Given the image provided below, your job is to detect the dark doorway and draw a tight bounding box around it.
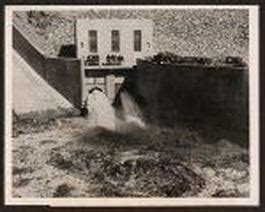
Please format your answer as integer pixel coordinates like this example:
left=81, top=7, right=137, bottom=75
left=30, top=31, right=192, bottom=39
left=58, top=44, right=76, bottom=58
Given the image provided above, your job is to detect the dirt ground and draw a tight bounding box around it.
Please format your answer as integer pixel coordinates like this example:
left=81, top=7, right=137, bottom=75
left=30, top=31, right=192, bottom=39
left=12, top=114, right=249, bottom=198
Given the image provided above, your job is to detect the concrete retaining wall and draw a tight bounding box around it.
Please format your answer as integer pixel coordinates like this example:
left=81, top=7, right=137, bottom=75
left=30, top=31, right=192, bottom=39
left=13, top=26, right=46, bottom=78
left=45, top=58, right=81, bottom=108
left=13, top=25, right=81, bottom=108
left=116, top=61, right=248, bottom=131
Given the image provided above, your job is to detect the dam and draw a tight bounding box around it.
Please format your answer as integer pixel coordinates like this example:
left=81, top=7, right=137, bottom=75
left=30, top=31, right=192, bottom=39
left=12, top=17, right=248, bottom=132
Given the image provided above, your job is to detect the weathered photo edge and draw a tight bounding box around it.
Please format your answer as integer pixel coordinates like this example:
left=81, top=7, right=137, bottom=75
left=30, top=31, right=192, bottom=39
left=4, top=4, right=260, bottom=207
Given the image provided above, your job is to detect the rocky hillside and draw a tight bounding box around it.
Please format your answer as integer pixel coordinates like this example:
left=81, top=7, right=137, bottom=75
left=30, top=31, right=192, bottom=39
left=13, top=9, right=249, bottom=62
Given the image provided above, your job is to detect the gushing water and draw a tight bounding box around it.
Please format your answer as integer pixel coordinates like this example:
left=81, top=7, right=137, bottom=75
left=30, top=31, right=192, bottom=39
left=86, top=89, right=145, bottom=131
left=86, top=89, right=116, bottom=131
left=119, top=91, right=146, bottom=129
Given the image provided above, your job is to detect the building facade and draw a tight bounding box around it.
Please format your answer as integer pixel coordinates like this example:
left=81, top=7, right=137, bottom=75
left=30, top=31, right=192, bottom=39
left=75, top=19, right=154, bottom=107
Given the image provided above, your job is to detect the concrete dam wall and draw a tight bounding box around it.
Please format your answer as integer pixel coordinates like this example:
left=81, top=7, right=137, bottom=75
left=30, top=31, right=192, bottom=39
left=13, top=25, right=81, bottom=108
left=115, top=61, right=248, bottom=132
left=13, top=24, right=249, bottom=133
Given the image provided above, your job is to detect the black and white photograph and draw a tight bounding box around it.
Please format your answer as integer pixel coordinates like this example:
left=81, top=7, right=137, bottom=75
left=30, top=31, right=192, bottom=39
left=4, top=5, right=259, bottom=206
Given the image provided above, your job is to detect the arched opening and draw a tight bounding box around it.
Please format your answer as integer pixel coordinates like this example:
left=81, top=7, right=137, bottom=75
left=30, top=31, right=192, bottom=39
left=81, top=86, right=105, bottom=117
left=88, top=87, right=104, bottom=94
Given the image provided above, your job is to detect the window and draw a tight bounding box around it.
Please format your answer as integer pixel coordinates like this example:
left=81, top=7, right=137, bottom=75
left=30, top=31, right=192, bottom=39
left=89, top=30, right=97, bottom=53
left=111, top=30, right=120, bottom=52
left=134, top=30, right=142, bottom=51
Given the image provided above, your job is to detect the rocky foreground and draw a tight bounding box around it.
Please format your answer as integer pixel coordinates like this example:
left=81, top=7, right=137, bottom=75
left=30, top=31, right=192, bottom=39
left=12, top=114, right=249, bottom=198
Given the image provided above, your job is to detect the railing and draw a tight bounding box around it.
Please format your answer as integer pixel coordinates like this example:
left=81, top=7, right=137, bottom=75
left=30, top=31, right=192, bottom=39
left=84, top=55, right=100, bottom=66
left=103, top=54, right=124, bottom=66
left=83, top=54, right=125, bottom=66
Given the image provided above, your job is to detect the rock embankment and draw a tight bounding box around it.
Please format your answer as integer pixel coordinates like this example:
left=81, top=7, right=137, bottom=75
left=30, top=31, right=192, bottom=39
left=13, top=11, right=75, bottom=57
left=13, top=9, right=248, bottom=62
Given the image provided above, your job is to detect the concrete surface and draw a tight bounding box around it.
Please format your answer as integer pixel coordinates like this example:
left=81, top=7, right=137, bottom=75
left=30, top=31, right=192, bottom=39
left=13, top=50, right=73, bottom=114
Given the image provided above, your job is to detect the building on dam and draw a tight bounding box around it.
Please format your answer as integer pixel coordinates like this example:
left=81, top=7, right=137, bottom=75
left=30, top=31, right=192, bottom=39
left=75, top=19, right=154, bottom=108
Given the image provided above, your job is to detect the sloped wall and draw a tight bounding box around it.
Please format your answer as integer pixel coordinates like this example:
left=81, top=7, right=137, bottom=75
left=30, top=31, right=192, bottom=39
left=13, top=26, right=46, bottom=78
left=13, top=25, right=81, bottom=108
left=13, top=50, right=73, bottom=114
